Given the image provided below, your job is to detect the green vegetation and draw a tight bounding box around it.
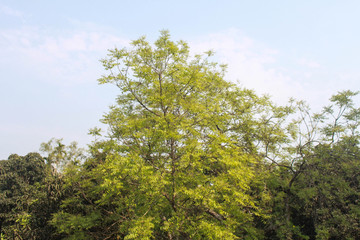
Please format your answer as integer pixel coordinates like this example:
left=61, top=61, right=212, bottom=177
left=1, top=32, right=359, bottom=239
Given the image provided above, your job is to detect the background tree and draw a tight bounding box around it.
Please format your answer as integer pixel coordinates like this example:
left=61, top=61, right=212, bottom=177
left=0, top=139, right=84, bottom=240
left=0, top=153, right=58, bottom=239
left=264, top=90, right=360, bottom=239
left=40, top=138, right=85, bottom=173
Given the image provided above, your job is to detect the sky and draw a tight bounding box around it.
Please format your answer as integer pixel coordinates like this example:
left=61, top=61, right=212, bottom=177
left=1, top=0, right=360, bottom=159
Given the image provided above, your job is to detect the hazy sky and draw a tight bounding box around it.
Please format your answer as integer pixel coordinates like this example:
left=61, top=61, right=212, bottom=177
left=1, top=0, right=360, bottom=158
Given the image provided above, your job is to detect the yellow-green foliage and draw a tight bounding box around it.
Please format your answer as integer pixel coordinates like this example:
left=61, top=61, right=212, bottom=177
left=50, top=31, right=331, bottom=239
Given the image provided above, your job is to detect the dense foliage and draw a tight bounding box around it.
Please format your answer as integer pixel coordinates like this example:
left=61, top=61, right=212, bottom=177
left=1, top=32, right=359, bottom=239
left=0, top=153, right=63, bottom=239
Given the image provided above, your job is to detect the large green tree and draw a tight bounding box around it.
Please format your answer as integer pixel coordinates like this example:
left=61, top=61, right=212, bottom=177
left=51, top=31, right=292, bottom=239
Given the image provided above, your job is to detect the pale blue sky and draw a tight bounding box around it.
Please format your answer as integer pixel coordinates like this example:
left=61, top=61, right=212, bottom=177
left=1, top=0, right=360, bottom=158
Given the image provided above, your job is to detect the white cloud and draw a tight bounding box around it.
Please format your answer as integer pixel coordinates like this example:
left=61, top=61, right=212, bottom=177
left=0, top=26, right=129, bottom=86
left=0, top=4, right=24, bottom=18
left=189, top=29, right=305, bottom=104
left=298, top=58, right=321, bottom=68
left=187, top=29, right=354, bottom=111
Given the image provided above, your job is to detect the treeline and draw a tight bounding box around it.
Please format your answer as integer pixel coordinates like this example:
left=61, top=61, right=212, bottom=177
left=1, top=32, right=359, bottom=239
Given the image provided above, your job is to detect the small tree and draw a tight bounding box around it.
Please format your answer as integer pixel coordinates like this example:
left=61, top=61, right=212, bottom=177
left=40, top=138, right=85, bottom=174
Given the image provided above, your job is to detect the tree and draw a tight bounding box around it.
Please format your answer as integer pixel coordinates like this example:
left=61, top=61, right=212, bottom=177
left=51, top=31, right=292, bottom=239
left=264, top=90, right=360, bottom=239
left=40, top=138, right=85, bottom=174
left=0, top=138, right=85, bottom=239
left=295, top=138, right=360, bottom=239
left=0, top=153, right=59, bottom=239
